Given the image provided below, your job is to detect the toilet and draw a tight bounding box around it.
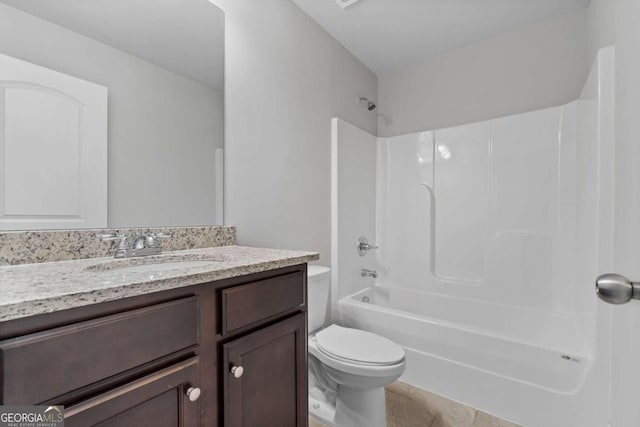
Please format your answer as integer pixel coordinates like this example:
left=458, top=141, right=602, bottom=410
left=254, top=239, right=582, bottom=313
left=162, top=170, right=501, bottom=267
left=307, top=266, right=405, bottom=427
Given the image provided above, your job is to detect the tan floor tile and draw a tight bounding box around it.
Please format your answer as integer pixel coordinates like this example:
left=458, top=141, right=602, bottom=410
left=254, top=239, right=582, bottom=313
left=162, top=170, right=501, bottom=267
left=428, top=413, right=477, bottom=427
left=386, top=382, right=476, bottom=427
left=386, top=383, right=436, bottom=427
left=309, top=416, right=331, bottom=427
left=312, top=381, right=517, bottom=427
left=472, top=411, right=521, bottom=427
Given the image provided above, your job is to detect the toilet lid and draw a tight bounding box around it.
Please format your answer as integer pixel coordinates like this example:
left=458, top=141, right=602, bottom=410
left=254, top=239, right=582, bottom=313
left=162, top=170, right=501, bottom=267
left=315, top=325, right=405, bottom=366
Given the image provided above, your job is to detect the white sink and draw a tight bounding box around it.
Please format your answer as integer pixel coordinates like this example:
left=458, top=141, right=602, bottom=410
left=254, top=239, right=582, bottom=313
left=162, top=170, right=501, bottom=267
left=110, top=260, right=218, bottom=274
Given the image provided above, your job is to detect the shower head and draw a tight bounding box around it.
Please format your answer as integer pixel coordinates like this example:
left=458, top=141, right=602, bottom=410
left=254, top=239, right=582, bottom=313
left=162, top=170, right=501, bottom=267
left=359, top=97, right=377, bottom=111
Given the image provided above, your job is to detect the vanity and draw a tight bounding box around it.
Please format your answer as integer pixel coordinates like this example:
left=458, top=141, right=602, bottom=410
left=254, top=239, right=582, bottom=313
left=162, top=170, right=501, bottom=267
left=0, top=1, right=318, bottom=425
left=0, top=239, right=318, bottom=427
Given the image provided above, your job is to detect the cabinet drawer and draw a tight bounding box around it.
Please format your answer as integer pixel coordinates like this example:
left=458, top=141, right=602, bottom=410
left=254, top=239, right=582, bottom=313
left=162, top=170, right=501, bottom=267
left=221, top=271, right=305, bottom=335
left=0, top=297, right=199, bottom=404
left=65, top=357, right=200, bottom=427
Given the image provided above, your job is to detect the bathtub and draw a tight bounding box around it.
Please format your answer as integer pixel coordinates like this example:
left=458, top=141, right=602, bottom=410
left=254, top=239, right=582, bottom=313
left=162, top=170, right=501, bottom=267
left=338, top=285, right=603, bottom=427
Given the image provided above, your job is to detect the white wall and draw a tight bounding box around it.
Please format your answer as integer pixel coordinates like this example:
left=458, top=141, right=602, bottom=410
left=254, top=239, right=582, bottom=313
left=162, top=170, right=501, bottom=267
left=0, top=3, right=223, bottom=228
left=330, top=118, right=377, bottom=317
left=378, top=10, right=589, bottom=137
left=211, top=0, right=378, bottom=262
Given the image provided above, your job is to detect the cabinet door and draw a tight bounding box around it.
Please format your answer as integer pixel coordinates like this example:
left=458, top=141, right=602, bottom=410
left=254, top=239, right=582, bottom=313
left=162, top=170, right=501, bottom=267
left=64, top=357, right=200, bottom=427
left=223, top=314, right=307, bottom=427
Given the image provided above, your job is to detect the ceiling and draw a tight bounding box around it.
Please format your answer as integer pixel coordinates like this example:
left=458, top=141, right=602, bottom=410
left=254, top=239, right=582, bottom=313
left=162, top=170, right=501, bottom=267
left=0, top=0, right=224, bottom=90
left=292, top=0, right=590, bottom=76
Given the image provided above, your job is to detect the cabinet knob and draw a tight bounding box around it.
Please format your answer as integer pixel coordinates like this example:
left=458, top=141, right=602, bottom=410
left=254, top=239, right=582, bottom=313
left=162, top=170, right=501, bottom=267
left=186, top=386, right=201, bottom=402
left=230, top=365, right=244, bottom=378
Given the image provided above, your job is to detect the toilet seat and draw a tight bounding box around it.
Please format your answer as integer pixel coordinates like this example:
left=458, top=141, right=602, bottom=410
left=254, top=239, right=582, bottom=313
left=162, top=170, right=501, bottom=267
left=315, top=325, right=405, bottom=366
left=309, top=325, right=406, bottom=378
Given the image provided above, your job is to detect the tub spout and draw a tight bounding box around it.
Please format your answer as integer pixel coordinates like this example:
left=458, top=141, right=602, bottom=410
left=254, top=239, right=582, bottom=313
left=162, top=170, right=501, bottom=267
left=361, top=269, right=378, bottom=279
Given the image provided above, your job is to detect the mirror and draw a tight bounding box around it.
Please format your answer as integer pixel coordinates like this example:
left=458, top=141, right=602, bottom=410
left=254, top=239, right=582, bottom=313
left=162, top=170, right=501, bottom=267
left=0, top=0, right=224, bottom=230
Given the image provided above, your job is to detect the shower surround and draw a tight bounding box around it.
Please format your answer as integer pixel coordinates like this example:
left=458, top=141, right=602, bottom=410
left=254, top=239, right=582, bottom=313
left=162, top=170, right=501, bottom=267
left=332, top=46, right=614, bottom=426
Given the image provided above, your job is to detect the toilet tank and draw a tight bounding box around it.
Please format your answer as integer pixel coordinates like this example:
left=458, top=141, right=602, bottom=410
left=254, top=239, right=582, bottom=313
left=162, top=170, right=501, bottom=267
left=307, top=265, right=331, bottom=333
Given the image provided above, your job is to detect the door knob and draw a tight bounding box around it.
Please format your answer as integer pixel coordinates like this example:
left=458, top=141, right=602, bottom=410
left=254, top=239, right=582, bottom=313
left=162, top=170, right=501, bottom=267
left=596, top=273, right=640, bottom=304
left=186, top=386, right=201, bottom=402
left=230, top=365, right=244, bottom=378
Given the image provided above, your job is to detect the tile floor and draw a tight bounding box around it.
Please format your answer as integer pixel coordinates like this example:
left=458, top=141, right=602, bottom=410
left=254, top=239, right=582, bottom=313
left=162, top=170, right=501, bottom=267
left=386, top=382, right=520, bottom=427
left=309, top=381, right=521, bottom=427
left=309, top=416, right=330, bottom=427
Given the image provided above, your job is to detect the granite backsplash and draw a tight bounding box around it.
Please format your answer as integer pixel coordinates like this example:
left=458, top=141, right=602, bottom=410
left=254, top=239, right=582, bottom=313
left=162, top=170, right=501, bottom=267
left=0, top=226, right=236, bottom=266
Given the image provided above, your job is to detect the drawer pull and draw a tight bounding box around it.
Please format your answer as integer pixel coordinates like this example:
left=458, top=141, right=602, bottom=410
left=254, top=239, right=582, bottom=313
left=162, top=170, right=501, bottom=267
left=185, top=386, right=201, bottom=402
left=230, top=365, right=244, bottom=378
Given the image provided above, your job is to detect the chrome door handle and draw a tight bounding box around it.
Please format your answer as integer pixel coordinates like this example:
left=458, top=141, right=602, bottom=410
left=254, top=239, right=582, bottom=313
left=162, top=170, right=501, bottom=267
left=596, top=274, right=640, bottom=304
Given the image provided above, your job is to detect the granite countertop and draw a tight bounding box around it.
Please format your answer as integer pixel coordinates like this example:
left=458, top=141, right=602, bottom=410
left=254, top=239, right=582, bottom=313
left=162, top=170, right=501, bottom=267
left=0, top=245, right=319, bottom=322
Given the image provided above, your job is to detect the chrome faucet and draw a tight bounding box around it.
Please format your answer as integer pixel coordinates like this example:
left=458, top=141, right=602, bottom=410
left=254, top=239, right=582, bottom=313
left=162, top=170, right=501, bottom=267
left=101, top=232, right=172, bottom=258
left=133, top=232, right=171, bottom=251
left=361, top=269, right=378, bottom=279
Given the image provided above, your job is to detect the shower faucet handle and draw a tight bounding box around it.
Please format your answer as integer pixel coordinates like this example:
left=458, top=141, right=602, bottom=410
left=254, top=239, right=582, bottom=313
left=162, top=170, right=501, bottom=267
left=596, top=273, right=640, bottom=305
left=357, top=236, right=378, bottom=257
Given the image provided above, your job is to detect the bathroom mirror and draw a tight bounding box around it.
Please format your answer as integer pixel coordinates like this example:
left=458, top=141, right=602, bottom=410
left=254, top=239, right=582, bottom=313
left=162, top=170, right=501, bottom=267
left=0, top=0, right=224, bottom=230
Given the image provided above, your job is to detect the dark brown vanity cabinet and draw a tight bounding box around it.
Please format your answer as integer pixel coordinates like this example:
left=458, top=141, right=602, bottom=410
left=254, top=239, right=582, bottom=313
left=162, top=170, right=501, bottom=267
left=223, top=314, right=307, bottom=427
left=0, top=264, right=308, bottom=427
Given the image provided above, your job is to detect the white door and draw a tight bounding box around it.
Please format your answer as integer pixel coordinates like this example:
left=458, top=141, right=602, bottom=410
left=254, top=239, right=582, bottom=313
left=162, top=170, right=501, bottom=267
left=604, top=2, right=640, bottom=426
left=0, top=53, right=108, bottom=230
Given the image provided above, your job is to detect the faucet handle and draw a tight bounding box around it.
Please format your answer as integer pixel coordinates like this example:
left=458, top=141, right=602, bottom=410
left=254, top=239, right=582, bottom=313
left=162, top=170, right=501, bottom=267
left=101, top=233, right=127, bottom=242
left=100, top=233, right=129, bottom=256
left=101, top=234, right=128, bottom=247
left=357, top=236, right=378, bottom=257
left=100, top=233, right=121, bottom=241
left=143, top=232, right=172, bottom=249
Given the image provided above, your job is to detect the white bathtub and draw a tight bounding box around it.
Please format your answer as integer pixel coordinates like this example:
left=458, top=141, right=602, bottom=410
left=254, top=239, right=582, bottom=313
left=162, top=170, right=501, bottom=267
left=338, top=286, right=603, bottom=427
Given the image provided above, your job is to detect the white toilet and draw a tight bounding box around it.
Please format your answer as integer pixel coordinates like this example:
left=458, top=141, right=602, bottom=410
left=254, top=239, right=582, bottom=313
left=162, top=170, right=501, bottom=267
left=307, top=266, right=405, bottom=427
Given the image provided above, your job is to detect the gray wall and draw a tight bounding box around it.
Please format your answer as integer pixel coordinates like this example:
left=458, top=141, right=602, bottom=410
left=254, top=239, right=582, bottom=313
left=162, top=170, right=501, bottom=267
left=378, top=10, right=589, bottom=137
left=213, top=0, right=378, bottom=263
left=0, top=3, right=223, bottom=228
